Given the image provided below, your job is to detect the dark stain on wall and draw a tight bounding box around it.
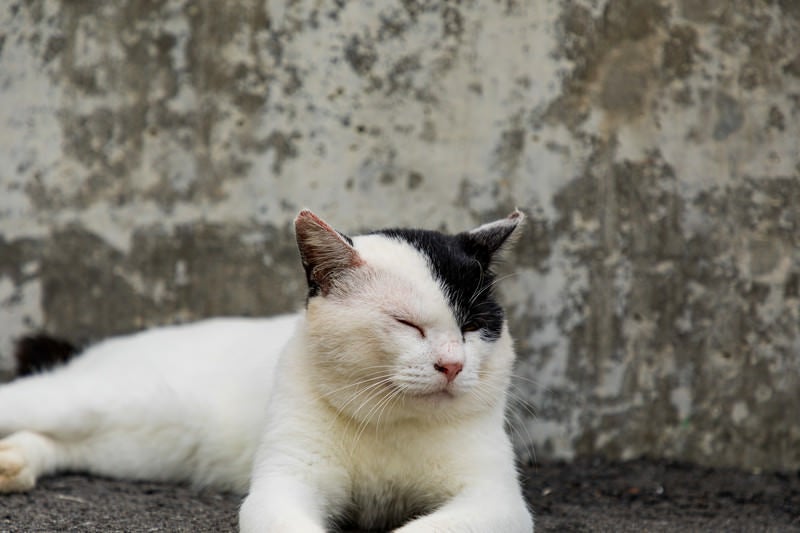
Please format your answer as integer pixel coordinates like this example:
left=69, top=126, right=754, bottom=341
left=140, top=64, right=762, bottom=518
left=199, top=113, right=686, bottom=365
left=493, top=126, right=526, bottom=176
left=3, top=222, right=305, bottom=346
left=17, top=0, right=294, bottom=209
left=345, top=34, right=378, bottom=76
left=547, top=0, right=670, bottom=129
left=553, top=145, right=800, bottom=468
left=662, top=24, right=699, bottom=82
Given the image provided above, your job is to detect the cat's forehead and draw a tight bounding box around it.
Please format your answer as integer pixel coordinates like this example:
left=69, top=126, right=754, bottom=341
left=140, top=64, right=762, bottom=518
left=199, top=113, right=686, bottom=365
left=355, top=228, right=478, bottom=276
left=351, top=229, right=486, bottom=316
left=370, top=228, right=481, bottom=282
left=351, top=232, right=442, bottom=286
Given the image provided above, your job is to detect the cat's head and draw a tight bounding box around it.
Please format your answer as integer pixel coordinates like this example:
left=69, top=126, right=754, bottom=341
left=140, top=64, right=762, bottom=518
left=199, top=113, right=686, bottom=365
left=295, top=209, right=523, bottom=424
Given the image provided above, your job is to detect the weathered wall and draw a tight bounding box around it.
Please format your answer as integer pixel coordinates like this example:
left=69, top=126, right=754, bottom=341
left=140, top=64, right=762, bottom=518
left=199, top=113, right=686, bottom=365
left=1, top=0, right=798, bottom=471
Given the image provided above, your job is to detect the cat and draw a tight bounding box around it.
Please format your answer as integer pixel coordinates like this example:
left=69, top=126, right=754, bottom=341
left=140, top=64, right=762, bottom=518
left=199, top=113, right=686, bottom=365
left=0, top=209, right=534, bottom=532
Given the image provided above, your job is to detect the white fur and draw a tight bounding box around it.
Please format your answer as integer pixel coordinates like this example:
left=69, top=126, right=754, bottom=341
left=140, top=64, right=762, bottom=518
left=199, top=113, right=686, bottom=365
left=1, top=316, right=296, bottom=492
left=0, top=230, right=533, bottom=532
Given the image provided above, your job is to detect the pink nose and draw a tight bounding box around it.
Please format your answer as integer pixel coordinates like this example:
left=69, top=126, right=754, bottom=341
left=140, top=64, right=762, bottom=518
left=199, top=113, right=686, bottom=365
left=434, top=361, right=463, bottom=383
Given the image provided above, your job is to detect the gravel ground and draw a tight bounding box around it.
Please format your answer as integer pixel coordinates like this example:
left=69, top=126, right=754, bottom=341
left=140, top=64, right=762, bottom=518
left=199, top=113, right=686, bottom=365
left=2, top=457, right=799, bottom=532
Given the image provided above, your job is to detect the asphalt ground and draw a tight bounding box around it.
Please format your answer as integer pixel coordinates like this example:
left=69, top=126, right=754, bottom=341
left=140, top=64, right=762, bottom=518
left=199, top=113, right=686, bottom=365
left=3, top=457, right=798, bottom=532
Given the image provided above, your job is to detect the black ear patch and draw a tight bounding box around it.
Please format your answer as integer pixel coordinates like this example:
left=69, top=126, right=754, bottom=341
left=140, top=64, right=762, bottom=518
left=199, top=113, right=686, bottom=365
left=14, top=334, right=79, bottom=377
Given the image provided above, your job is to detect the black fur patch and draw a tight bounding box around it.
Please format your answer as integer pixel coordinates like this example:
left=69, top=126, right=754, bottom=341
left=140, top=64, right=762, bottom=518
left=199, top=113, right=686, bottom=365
left=375, top=229, right=505, bottom=341
left=14, top=334, right=79, bottom=377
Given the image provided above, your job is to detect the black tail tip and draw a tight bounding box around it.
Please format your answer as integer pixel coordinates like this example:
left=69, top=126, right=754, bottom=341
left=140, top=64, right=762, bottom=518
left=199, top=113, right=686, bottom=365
left=13, top=334, right=79, bottom=377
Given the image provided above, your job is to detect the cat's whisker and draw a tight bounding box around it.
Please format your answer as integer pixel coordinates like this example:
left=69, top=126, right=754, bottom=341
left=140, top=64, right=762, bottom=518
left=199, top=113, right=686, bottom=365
left=319, top=366, right=398, bottom=400
left=348, top=379, right=399, bottom=434
left=485, top=383, right=540, bottom=463
left=319, top=370, right=397, bottom=399
left=466, top=260, right=487, bottom=309
left=474, top=377, right=540, bottom=421
left=467, top=272, right=518, bottom=307
left=505, top=411, right=538, bottom=465
left=508, top=389, right=539, bottom=420
left=339, top=391, right=387, bottom=455
left=475, top=370, right=547, bottom=419
left=330, top=383, right=393, bottom=426
left=323, top=376, right=397, bottom=441
left=348, top=388, right=395, bottom=458
left=370, top=385, right=406, bottom=436
left=469, top=381, right=538, bottom=464
left=381, top=387, right=407, bottom=430
left=509, top=372, right=554, bottom=395
left=321, top=375, right=393, bottom=420
left=467, top=384, right=497, bottom=410
left=510, top=406, right=539, bottom=465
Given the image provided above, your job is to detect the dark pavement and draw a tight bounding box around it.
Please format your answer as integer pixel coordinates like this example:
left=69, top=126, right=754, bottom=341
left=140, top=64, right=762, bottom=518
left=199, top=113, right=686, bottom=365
left=3, top=458, right=799, bottom=532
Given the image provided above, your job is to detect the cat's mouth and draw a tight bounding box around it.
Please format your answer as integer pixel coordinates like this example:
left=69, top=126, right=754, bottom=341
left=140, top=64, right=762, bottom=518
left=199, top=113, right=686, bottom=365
left=408, top=385, right=457, bottom=400
left=388, top=375, right=460, bottom=400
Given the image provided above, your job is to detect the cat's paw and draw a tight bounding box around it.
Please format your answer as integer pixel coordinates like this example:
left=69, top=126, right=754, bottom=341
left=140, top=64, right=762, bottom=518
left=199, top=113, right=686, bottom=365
left=0, top=441, right=36, bottom=493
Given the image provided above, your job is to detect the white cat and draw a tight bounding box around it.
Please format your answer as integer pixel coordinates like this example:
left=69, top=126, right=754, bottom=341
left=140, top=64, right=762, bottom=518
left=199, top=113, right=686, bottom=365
left=0, top=209, right=534, bottom=532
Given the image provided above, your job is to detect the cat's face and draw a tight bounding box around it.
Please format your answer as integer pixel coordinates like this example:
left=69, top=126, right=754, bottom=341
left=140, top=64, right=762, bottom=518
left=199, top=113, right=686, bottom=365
left=296, top=210, right=523, bottom=425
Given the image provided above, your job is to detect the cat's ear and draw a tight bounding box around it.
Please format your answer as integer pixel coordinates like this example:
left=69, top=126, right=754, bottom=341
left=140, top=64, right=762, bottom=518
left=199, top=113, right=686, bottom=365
left=465, top=209, right=525, bottom=265
left=295, top=209, right=363, bottom=296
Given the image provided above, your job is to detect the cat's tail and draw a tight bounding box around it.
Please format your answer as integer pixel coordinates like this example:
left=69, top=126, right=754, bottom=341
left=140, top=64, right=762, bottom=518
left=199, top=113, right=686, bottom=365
left=13, top=334, right=80, bottom=377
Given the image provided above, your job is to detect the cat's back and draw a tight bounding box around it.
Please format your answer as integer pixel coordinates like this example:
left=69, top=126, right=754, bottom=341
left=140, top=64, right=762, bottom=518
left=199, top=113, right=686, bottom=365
left=15, top=313, right=301, bottom=417
left=67, top=313, right=299, bottom=377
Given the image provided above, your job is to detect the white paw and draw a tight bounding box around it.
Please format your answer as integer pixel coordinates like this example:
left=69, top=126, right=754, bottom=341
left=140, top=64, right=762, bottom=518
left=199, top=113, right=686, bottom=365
left=0, top=441, right=35, bottom=492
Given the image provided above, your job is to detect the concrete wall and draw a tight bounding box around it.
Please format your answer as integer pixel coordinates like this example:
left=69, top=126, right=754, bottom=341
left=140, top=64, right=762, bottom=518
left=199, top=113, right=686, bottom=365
left=1, top=0, right=798, bottom=471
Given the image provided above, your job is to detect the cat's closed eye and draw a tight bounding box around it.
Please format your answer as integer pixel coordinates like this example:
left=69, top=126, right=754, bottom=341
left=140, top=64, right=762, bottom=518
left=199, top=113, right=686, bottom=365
left=394, top=317, right=425, bottom=338
left=461, top=321, right=481, bottom=334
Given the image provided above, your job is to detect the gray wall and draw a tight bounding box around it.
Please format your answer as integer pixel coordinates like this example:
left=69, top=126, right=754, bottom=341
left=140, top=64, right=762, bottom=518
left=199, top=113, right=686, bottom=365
left=1, top=1, right=798, bottom=471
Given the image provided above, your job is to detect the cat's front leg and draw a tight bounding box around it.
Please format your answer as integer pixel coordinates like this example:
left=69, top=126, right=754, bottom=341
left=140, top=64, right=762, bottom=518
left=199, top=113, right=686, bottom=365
left=239, top=476, right=329, bottom=533
left=393, top=483, right=533, bottom=533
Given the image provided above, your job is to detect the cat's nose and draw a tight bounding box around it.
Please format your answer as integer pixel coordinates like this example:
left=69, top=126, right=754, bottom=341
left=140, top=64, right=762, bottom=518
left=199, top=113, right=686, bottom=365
left=434, top=360, right=463, bottom=383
